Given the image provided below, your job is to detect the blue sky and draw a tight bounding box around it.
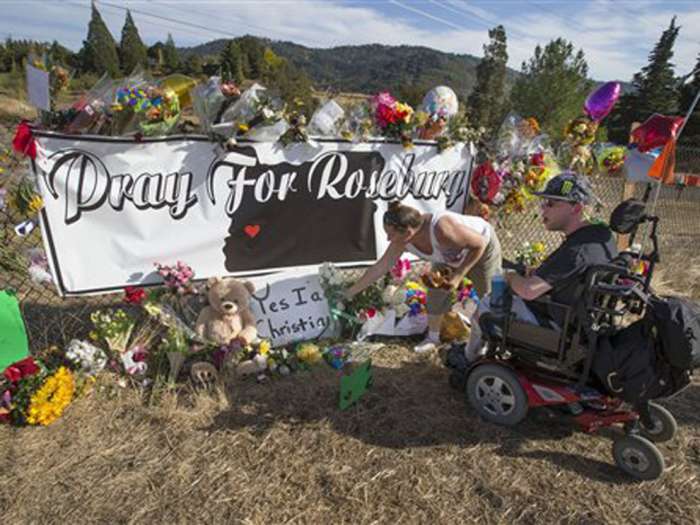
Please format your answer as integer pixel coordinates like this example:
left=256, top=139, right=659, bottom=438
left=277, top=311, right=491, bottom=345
left=1, top=0, right=699, bottom=81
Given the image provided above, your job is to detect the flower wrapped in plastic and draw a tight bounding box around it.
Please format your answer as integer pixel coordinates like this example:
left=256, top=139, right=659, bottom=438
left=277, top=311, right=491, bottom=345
left=339, top=101, right=373, bottom=142
left=308, top=99, right=345, bottom=137
left=65, top=339, right=107, bottom=375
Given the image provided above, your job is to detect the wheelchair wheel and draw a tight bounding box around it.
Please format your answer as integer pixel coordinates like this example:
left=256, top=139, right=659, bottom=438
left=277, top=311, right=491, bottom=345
left=613, top=435, right=665, bottom=480
left=635, top=402, right=678, bottom=443
left=466, top=364, right=528, bottom=426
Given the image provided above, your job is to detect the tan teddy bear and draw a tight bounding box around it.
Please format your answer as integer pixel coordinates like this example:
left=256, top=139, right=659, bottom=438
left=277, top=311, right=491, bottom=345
left=195, top=277, right=258, bottom=346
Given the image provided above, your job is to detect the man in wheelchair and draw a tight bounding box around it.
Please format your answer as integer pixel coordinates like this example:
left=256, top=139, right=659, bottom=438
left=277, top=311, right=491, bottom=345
left=463, top=171, right=618, bottom=364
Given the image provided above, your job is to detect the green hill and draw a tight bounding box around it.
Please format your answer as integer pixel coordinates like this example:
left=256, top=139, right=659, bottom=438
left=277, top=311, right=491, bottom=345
left=181, top=38, right=520, bottom=99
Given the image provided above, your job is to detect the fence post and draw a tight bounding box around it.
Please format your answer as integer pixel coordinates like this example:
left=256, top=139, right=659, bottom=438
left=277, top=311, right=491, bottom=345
left=616, top=122, right=640, bottom=251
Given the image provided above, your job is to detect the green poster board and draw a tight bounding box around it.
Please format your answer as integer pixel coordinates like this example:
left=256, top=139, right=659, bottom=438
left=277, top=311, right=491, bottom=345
left=339, top=359, right=373, bottom=410
left=0, top=290, right=29, bottom=372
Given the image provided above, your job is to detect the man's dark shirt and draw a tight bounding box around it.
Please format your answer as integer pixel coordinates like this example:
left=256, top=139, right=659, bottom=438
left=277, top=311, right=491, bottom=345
left=528, top=224, right=618, bottom=327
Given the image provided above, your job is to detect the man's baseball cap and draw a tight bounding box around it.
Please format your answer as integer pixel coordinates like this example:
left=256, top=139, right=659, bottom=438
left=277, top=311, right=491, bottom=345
left=533, top=171, right=593, bottom=204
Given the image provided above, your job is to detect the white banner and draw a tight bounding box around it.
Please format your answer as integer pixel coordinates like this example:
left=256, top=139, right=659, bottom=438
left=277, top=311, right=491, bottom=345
left=33, top=133, right=474, bottom=296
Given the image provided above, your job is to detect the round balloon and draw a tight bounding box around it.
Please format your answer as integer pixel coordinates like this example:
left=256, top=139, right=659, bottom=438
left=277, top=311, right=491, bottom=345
left=584, top=82, right=620, bottom=122
left=421, top=86, right=459, bottom=119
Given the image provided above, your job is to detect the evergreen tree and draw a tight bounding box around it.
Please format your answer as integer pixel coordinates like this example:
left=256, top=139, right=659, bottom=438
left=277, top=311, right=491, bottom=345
left=220, top=40, right=245, bottom=84
left=678, top=54, right=700, bottom=146
left=184, top=54, right=204, bottom=76
left=467, top=25, right=508, bottom=135
left=163, top=33, right=180, bottom=73
left=119, top=10, right=148, bottom=74
left=510, top=38, right=591, bottom=140
left=80, top=1, right=120, bottom=76
left=608, top=17, right=681, bottom=143
left=238, top=35, right=264, bottom=78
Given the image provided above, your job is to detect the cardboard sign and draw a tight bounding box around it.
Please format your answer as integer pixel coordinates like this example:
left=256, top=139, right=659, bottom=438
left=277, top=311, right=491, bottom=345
left=249, top=272, right=338, bottom=347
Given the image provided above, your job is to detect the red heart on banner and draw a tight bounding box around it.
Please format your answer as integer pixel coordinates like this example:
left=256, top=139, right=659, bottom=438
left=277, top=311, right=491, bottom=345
left=243, top=224, right=261, bottom=239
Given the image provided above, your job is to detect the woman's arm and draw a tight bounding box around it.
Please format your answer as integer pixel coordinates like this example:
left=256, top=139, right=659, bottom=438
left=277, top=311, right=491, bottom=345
left=345, top=241, right=405, bottom=298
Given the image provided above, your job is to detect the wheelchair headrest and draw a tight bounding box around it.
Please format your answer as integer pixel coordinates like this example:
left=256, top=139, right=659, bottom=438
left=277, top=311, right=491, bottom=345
left=610, top=199, right=647, bottom=234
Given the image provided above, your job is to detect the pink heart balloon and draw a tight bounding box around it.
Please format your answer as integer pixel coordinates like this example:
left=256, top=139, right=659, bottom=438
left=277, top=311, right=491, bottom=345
left=584, top=82, right=621, bottom=122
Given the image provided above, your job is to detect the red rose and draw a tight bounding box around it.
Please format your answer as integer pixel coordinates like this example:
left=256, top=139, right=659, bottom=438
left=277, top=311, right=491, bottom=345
left=530, top=152, right=545, bottom=167
left=124, top=286, right=146, bottom=305
left=3, top=356, right=39, bottom=383
left=12, top=121, right=37, bottom=159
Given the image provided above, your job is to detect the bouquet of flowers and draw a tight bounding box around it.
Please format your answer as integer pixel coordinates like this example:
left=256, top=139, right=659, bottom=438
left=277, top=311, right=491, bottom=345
left=111, top=82, right=181, bottom=137
left=370, top=91, right=416, bottom=148
left=1, top=357, right=75, bottom=426
left=515, top=241, right=547, bottom=267
left=597, top=145, right=626, bottom=175
left=65, top=339, right=107, bottom=375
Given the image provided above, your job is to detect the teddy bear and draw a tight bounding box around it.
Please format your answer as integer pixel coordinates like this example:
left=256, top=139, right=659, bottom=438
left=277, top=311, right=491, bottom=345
left=195, top=277, right=258, bottom=347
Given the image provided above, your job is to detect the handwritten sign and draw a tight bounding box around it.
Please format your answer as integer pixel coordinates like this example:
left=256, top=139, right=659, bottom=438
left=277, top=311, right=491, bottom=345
left=249, top=272, right=338, bottom=346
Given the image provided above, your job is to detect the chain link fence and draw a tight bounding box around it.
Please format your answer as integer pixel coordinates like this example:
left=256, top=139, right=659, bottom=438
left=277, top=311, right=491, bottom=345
left=2, top=145, right=699, bottom=351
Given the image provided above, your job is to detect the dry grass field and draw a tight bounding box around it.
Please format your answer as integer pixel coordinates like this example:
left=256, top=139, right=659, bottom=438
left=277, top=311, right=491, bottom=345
left=1, top=254, right=699, bottom=525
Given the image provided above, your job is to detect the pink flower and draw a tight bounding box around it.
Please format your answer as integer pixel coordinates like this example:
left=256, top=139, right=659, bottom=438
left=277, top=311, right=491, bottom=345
left=391, top=258, right=411, bottom=281
left=372, top=91, right=396, bottom=108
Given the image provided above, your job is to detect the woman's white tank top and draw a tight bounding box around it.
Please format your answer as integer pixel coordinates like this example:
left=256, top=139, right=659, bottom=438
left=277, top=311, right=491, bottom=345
left=405, top=210, right=491, bottom=267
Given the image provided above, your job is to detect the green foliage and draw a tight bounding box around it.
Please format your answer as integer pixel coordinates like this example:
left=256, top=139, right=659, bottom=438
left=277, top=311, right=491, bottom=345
left=183, top=54, right=204, bottom=76
left=510, top=38, right=592, bottom=140
left=80, top=2, right=120, bottom=76
left=119, top=10, right=148, bottom=75
left=163, top=33, right=180, bottom=74
left=467, top=25, right=509, bottom=137
left=608, top=17, right=681, bottom=143
left=220, top=40, right=244, bottom=84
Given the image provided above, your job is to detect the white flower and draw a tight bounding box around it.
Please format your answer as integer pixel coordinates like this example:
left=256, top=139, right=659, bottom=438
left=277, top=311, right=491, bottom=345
left=382, top=285, right=398, bottom=305
left=66, top=339, right=107, bottom=375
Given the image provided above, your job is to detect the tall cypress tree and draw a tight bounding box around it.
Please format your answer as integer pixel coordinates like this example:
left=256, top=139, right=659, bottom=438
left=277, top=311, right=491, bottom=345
left=163, top=33, right=180, bottom=73
left=608, top=17, right=681, bottom=143
left=80, top=1, right=120, bottom=76
left=467, top=25, right=508, bottom=135
left=119, top=10, right=147, bottom=74
left=510, top=38, right=591, bottom=140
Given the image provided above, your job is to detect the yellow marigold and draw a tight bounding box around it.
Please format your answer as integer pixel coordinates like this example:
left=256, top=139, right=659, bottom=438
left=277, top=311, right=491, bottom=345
left=26, top=367, right=75, bottom=426
left=28, top=194, right=44, bottom=214
left=259, top=340, right=270, bottom=356
left=296, top=343, right=322, bottom=365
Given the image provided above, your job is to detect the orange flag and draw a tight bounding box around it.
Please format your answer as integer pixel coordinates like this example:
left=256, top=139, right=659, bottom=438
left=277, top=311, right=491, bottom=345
left=648, top=139, right=676, bottom=184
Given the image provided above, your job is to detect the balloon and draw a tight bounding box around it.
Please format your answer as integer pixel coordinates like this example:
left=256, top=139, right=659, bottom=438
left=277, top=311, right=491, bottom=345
left=584, top=82, right=620, bottom=121
left=631, top=114, right=684, bottom=152
left=160, top=74, right=198, bottom=108
left=420, top=86, right=459, bottom=119
left=470, top=162, right=503, bottom=205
